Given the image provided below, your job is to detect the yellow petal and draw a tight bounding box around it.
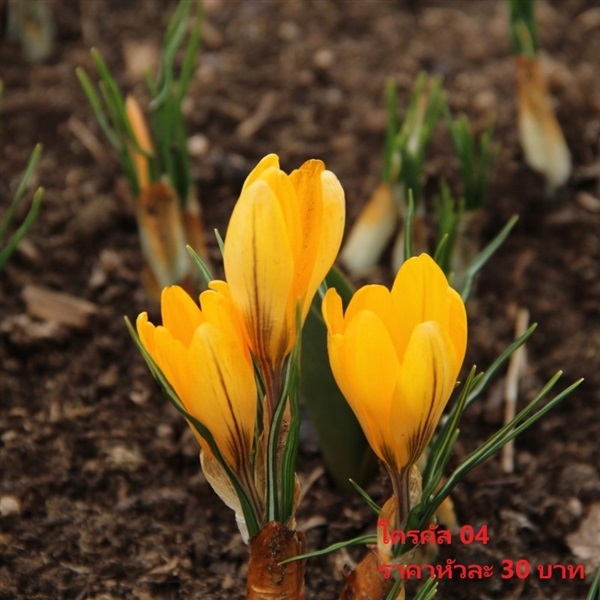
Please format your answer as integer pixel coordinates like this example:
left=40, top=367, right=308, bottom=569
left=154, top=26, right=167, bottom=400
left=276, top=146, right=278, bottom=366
left=136, top=312, right=156, bottom=355
left=137, top=315, right=191, bottom=408
left=447, top=286, right=468, bottom=368
left=153, top=325, right=191, bottom=404
left=200, top=280, right=248, bottom=359
left=391, top=321, right=457, bottom=469
left=344, top=284, right=404, bottom=360
left=160, top=285, right=204, bottom=347
left=188, top=322, right=257, bottom=469
left=390, top=254, right=452, bottom=360
left=327, top=331, right=384, bottom=461
left=336, top=310, right=400, bottom=463
left=256, top=166, right=302, bottom=262
left=241, top=153, right=280, bottom=193
left=321, top=287, right=345, bottom=336
left=224, top=179, right=295, bottom=368
left=288, top=159, right=326, bottom=307
left=303, top=169, right=346, bottom=319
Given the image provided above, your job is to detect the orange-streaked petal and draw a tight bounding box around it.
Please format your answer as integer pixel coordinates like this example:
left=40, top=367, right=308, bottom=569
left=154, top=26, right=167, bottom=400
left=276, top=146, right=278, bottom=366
left=200, top=280, right=248, bottom=359
left=391, top=321, right=457, bottom=469
left=224, top=179, right=295, bottom=367
left=289, top=160, right=326, bottom=302
left=188, top=322, right=257, bottom=469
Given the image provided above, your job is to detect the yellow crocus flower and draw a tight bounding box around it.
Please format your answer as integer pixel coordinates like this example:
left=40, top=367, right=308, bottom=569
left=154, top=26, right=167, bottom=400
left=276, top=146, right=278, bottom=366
left=136, top=283, right=257, bottom=472
left=223, top=154, right=345, bottom=401
left=322, top=253, right=467, bottom=474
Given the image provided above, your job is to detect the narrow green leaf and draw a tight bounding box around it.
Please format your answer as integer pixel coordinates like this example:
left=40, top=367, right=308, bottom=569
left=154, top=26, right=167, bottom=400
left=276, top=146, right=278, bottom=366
left=348, top=479, right=381, bottom=515
left=214, top=228, right=225, bottom=256
left=186, top=244, right=214, bottom=286
left=1, top=143, right=42, bottom=241
left=414, top=577, right=438, bottom=600
left=385, top=580, right=404, bottom=600
left=460, top=215, right=518, bottom=302
left=381, top=78, right=398, bottom=183
left=433, top=233, right=449, bottom=267
left=421, top=367, right=479, bottom=498
left=76, top=68, right=122, bottom=151
left=278, top=306, right=303, bottom=523
left=422, top=375, right=582, bottom=527
left=508, top=0, right=538, bottom=56
left=586, top=567, right=600, bottom=600
left=466, top=323, right=537, bottom=409
left=178, top=0, right=204, bottom=103
left=279, top=534, right=377, bottom=565
left=152, top=0, right=189, bottom=110
left=433, top=182, right=463, bottom=276
left=446, top=111, right=498, bottom=211
left=90, top=49, right=127, bottom=119
left=403, top=190, right=415, bottom=262
left=266, top=388, right=286, bottom=521
left=0, top=187, right=43, bottom=270
left=392, top=73, right=445, bottom=206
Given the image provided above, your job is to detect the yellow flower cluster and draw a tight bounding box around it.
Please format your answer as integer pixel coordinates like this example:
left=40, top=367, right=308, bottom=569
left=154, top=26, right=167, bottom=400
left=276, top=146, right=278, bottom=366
left=136, top=154, right=467, bottom=498
left=137, top=154, right=345, bottom=470
left=322, top=254, right=467, bottom=473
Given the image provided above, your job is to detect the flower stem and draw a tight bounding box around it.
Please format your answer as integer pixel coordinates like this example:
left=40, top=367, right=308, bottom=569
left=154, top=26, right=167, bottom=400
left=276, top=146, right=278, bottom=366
left=390, top=467, right=411, bottom=532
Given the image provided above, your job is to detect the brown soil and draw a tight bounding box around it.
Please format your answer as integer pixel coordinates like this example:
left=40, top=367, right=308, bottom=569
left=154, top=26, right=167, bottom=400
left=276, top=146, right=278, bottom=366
left=1, top=1, right=599, bottom=599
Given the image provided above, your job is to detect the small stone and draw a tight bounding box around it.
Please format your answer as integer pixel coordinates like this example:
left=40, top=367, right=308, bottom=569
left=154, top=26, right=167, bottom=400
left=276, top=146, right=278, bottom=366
left=313, top=48, right=335, bottom=70
left=106, top=444, right=144, bottom=469
left=129, top=387, right=149, bottom=405
left=187, top=134, right=210, bottom=158
left=0, top=495, right=22, bottom=517
left=156, top=423, right=173, bottom=439
left=221, top=573, right=235, bottom=590
left=1, top=430, right=18, bottom=444
left=567, top=497, right=583, bottom=519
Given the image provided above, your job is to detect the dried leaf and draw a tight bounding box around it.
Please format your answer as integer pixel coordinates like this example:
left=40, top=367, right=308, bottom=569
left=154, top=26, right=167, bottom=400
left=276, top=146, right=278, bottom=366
left=22, top=285, right=97, bottom=329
